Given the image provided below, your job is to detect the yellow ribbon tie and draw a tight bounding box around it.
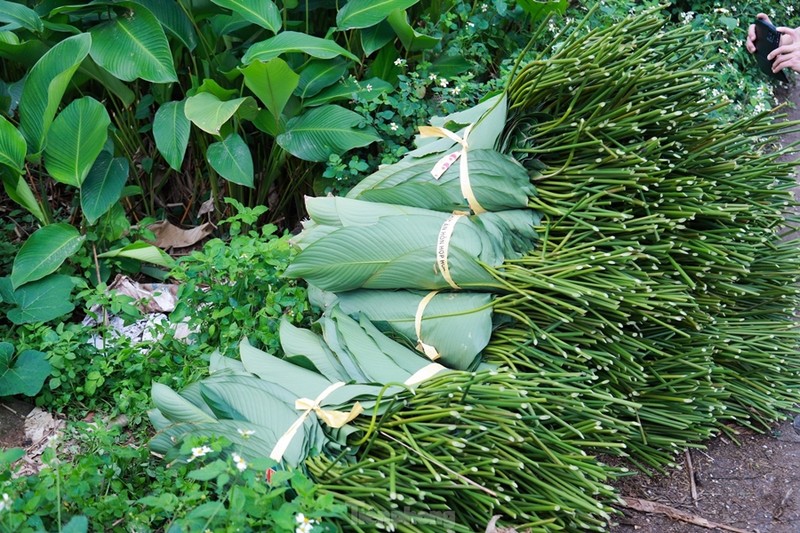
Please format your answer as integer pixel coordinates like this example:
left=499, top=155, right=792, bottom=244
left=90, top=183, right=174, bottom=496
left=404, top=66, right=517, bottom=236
left=270, top=381, right=363, bottom=462
left=414, top=291, right=441, bottom=360
left=419, top=124, right=486, bottom=215
left=404, top=363, right=447, bottom=386
left=435, top=214, right=464, bottom=290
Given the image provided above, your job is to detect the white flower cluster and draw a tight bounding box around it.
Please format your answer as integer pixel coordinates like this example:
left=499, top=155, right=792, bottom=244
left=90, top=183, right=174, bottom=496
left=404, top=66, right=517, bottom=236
left=0, top=493, right=12, bottom=513
left=295, top=513, right=319, bottom=533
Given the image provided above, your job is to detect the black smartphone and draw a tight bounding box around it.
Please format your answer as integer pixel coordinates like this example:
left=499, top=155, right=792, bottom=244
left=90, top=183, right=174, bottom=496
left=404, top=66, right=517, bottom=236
left=754, top=18, right=788, bottom=82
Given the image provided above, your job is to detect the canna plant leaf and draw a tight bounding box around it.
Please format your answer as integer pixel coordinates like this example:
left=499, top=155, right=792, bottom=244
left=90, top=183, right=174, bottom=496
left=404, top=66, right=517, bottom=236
left=19, top=33, right=91, bottom=158
left=11, top=224, right=84, bottom=289
left=153, top=100, right=190, bottom=171
left=0, top=114, right=25, bottom=173
left=131, top=0, right=198, bottom=50
left=0, top=1, right=43, bottom=33
left=210, top=0, right=281, bottom=33
left=80, top=152, right=129, bottom=225
left=242, top=31, right=359, bottom=64
left=386, top=9, right=439, bottom=52
left=336, top=0, right=420, bottom=30
left=207, top=133, right=254, bottom=187
left=276, top=105, right=380, bottom=162
left=295, top=58, right=349, bottom=100
left=44, top=97, right=110, bottom=188
left=184, top=93, right=257, bottom=136
left=303, top=77, right=391, bottom=107
left=241, top=58, right=299, bottom=122
left=1, top=171, right=46, bottom=223
left=89, top=2, right=177, bottom=83
left=97, top=241, right=175, bottom=267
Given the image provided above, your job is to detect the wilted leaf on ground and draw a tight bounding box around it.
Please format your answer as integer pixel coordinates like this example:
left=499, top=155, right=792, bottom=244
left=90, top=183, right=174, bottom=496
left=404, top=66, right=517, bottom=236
left=148, top=220, right=213, bottom=249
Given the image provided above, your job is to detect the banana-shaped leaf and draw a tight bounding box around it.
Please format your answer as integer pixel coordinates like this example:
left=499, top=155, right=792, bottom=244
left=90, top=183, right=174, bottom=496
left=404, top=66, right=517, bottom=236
left=0, top=115, right=25, bottom=173
left=184, top=93, right=257, bottom=135
left=151, top=382, right=218, bottom=424
left=280, top=319, right=350, bottom=382
left=97, top=241, right=174, bottom=267
left=19, top=33, right=91, bottom=157
left=131, top=0, right=197, bottom=50
left=337, top=0, right=419, bottom=30
left=243, top=31, right=359, bottom=64
left=0, top=0, right=43, bottom=33
left=1, top=172, right=45, bottom=223
left=11, top=224, right=84, bottom=289
left=295, top=58, right=349, bottom=99
left=207, top=133, right=254, bottom=187
left=80, top=152, right=129, bottom=225
left=210, top=0, right=281, bottom=33
left=386, top=9, right=439, bottom=51
left=89, top=2, right=177, bottom=83
left=153, top=100, right=190, bottom=171
left=276, top=105, right=380, bottom=162
left=241, top=58, right=299, bottom=120
left=44, top=97, right=110, bottom=188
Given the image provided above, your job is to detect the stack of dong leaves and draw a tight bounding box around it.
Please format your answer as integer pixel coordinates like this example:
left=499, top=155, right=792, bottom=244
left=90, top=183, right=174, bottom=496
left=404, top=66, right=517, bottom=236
left=150, top=8, right=800, bottom=532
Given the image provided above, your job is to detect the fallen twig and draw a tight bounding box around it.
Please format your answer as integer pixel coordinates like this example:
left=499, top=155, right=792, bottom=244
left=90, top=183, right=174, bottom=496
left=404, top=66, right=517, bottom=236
left=620, top=496, right=752, bottom=533
left=685, top=449, right=698, bottom=506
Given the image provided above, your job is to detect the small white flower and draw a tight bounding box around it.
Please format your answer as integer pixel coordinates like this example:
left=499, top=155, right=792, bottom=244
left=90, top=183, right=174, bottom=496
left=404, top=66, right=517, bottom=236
left=467, top=21, right=474, bottom=28
left=188, top=445, right=213, bottom=462
left=393, top=58, right=406, bottom=67
left=0, top=493, right=13, bottom=512
left=390, top=122, right=398, bottom=131
left=295, top=513, right=318, bottom=533
left=237, top=428, right=255, bottom=438
left=231, top=453, right=247, bottom=472
left=439, top=78, right=448, bottom=87
left=451, top=86, right=461, bottom=95
left=481, top=3, right=488, bottom=12
left=428, top=73, right=437, bottom=81
left=366, top=83, right=373, bottom=92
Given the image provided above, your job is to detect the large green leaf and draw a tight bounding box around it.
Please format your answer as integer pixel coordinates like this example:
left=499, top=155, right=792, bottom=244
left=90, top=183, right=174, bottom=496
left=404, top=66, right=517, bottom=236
left=304, top=77, right=391, bottom=107
left=6, top=274, right=75, bottom=325
left=184, top=93, right=257, bottom=135
left=89, top=2, right=177, bottom=83
left=277, top=105, right=380, bottom=162
left=11, top=224, right=84, bottom=290
left=19, top=33, right=91, bottom=157
left=0, top=1, right=43, bottom=33
left=151, top=383, right=218, bottom=424
left=207, top=133, right=254, bottom=187
left=153, top=100, right=190, bottom=170
left=241, top=58, right=299, bottom=120
left=360, top=21, right=395, bottom=57
left=80, top=152, right=129, bottom=225
left=386, top=9, right=439, bottom=51
left=0, top=343, right=51, bottom=397
left=242, top=31, right=359, bottom=64
left=210, top=0, right=281, bottom=33
left=44, top=97, right=110, bottom=188
left=0, top=115, right=25, bottom=173
left=97, top=241, right=175, bottom=267
left=78, top=58, right=136, bottom=107
left=296, top=58, right=349, bottom=99
left=1, top=171, right=45, bottom=223
left=337, top=0, right=419, bottom=30
left=131, top=0, right=197, bottom=50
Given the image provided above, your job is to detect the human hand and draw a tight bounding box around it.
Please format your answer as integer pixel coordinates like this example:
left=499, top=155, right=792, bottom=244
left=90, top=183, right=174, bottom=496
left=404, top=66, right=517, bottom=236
left=770, top=26, right=800, bottom=73
left=745, top=13, right=772, bottom=54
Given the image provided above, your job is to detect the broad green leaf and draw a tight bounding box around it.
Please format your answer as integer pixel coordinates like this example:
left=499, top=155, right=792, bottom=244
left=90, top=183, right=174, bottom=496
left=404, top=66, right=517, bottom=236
left=89, top=2, right=178, bottom=83
left=242, top=31, right=359, bottom=64
left=80, top=152, right=129, bottom=224
left=386, top=9, right=439, bottom=51
left=131, top=0, right=197, bottom=50
left=60, top=516, right=89, bottom=533
left=78, top=58, right=136, bottom=107
left=6, top=274, right=75, bottom=325
left=184, top=93, right=257, bottom=135
left=0, top=344, right=51, bottom=396
left=360, top=21, right=395, bottom=57
left=97, top=241, right=175, bottom=267
left=44, top=97, right=110, bottom=188
left=19, top=33, right=91, bottom=157
left=11, top=224, right=84, bottom=289
left=153, top=100, right=190, bottom=170
left=0, top=34, right=47, bottom=67
left=195, top=78, right=239, bottom=100
left=277, top=105, right=380, bottom=162
left=517, top=0, right=568, bottom=20
left=0, top=115, right=25, bottom=173
left=1, top=171, right=45, bottom=223
left=241, top=58, right=299, bottom=120
left=431, top=53, right=472, bottom=78
left=0, top=1, right=44, bottom=33
left=210, top=0, right=281, bottom=33
left=296, top=58, right=349, bottom=99
left=304, top=77, right=391, bottom=107
left=207, top=133, right=254, bottom=187
left=337, top=0, right=419, bottom=30
left=151, top=382, right=217, bottom=424
left=279, top=319, right=349, bottom=382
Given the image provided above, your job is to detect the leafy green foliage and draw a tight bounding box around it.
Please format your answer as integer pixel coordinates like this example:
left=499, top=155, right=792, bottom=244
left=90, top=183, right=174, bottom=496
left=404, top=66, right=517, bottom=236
left=170, top=200, right=310, bottom=358
left=0, top=341, right=50, bottom=396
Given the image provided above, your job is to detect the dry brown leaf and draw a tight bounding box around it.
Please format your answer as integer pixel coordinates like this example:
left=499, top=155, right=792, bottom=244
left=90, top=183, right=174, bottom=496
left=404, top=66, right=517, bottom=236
left=148, top=220, right=213, bottom=249
left=621, top=496, right=752, bottom=532
left=197, top=195, right=215, bottom=218
left=108, top=274, right=179, bottom=313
